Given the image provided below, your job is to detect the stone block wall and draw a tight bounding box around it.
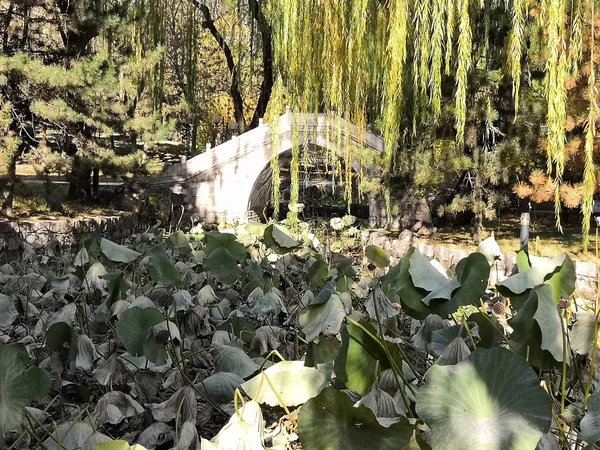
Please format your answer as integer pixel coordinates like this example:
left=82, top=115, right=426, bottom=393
left=0, top=213, right=151, bottom=261
left=363, top=230, right=598, bottom=298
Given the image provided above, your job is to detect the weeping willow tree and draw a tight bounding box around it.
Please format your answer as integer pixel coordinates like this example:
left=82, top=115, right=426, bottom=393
left=267, top=0, right=600, bottom=247
left=133, top=0, right=167, bottom=113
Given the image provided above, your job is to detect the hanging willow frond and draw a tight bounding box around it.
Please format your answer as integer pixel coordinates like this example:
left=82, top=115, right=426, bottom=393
left=430, top=0, right=445, bottom=120
left=266, top=78, right=287, bottom=219
left=544, top=0, right=568, bottom=227
left=413, top=0, right=431, bottom=114
left=445, top=0, right=456, bottom=75
left=383, top=0, right=408, bottom=170
left=289, top=112, right=300, bottom=227
left=569, top=0, right=584, bottom=73
left=455, top=0, right=472, bottom=147
left=582, top=0, right=597, bottom=250
left=508, top=0, right=525, bottom=118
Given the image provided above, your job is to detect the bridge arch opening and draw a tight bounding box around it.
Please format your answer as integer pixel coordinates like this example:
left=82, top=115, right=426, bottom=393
left=247, top=144, right=369, bottom=221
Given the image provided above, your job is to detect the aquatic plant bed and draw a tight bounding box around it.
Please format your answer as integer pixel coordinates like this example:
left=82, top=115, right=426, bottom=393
left=0, top=219, right=599, bottom=449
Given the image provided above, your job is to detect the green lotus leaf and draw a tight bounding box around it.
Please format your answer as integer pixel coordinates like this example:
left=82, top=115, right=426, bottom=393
left=334, top=322, right=400, bottom=395
left=305, top=337, right=342, bottom=367
left=365, top=244, right=391, bottom=268
left=497, top=253, right=575, bottom=306
left=408, top=250, right=458, bottom=303
left=416, top=347, right=552, bottom=450
left=388, top=250, right=430, bottom=319
left=203, top=247, right=244, bottom=285
left=168, top=231, right=192, bottom=255
left=264, top=224, right=299, bottom=254
left=392, top=249, right=489, bottom=319
left=465, top=312, right=504, bottom=348
left=312, top=281, right=337, bottom=305
left=92, top=441, right=147, bottom=450
left=516, top=250, right=532, bottom=272
left=212, top=344, right=260, bottom=378
left=196, top=372, right=244, bottom=404
left=47, top=321, right=78, bottom=363
left=365, top=287, right=399, bottom=321
left=300, top=294, right=346, bottom=342
left=298, top=387, right=413, bottom=450
left=430, top=324, right=474, bottom=358
left=0, top=344, right=51, bottom=436
left=147, top=245, right=182, bottom=287
left=100, top=238, right=141, bottom=263
left=306, top=258, right=329, bottom=288
left=104, top=270, right=131, bottom=309
left=580, top=390, right=600, bottom=444
left=242, top=360, right=331, bottom=407
left=509, top=284, right=563, bottom=368
left=116, top=307, right=164, bottom=357
left=204, top=231, right=247, bottom=260
left=245, top=260, right=265, bottom=280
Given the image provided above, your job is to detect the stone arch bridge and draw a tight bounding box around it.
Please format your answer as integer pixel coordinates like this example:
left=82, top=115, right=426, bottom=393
left=149, top=108, right=387, bottom=223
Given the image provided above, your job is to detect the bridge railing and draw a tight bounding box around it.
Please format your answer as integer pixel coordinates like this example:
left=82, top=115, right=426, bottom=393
left=148, top=110, right=384, bottom=187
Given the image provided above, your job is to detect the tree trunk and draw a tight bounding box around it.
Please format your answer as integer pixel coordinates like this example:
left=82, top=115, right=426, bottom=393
left=1, top=151, right=17, bottom=216
left=20, top=1, right=30, bottom=49
left=195, top=1, right=245, bottom=132
left=130, top=132, right=137, bottom=154
left=83, top=166, right=92, bottom=198
left=248, top=0, right=273, bottom=129
left=472, top=177, right=484, bottom=244
left=190, top=118, right=198, bottom=156
left=2, top=0, right=14, bottom=53
left=92, top=167, right=99, bottom=196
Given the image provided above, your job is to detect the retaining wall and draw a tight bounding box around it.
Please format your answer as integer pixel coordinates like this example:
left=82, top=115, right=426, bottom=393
left=364, top=230, right=598, bottom=298
left=0, top=213, right=151, bottom=261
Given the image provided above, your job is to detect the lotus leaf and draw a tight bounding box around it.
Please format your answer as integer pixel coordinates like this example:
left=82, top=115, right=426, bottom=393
left=298, top=388, right=413, bottom=450
left=116, top=307, right=164, bottom=357
left=264, top=223, right=299, bottom=254
left=497, top=253, right=575, bottom=306
left=212, top=344, right=260, bottom=378
left=147, top=245, right=182, bottom=287
left=100, top=238, right=141, bottom=263
left=0, top=344, right=51, bottom=436
left=416, top=347, right=552, bottom=450
left=580, top=390, right=600, bottom=444
left=242, top=360, right=331, bottom=407
left=365, top=244, right=391, bottom=268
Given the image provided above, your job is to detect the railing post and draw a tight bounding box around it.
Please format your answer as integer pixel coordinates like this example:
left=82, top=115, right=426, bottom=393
left=206, top=143, right=211, bottom=152
left=520, top=212, right=530, bottom=251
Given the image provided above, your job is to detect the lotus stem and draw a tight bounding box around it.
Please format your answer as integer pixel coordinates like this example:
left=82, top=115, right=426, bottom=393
left=583, top=308, right=600, bottom=412
left=560, top=312, right=568, bottom=414
left=262, top=371, right=298, bottom=428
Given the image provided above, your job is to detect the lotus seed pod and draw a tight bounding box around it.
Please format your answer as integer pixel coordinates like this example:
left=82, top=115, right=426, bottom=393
left=155, top=329, right=170, bottom=345
left=492, top=301, right=505, bottom=316
left=558, top=299, right=571, bottom=310
left=157, top=294, right=174, bottom=308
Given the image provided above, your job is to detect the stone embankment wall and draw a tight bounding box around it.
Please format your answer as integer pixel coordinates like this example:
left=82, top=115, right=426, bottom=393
left=0, top=213, right=150, bottom=261
left=364, top=230, right=598, bottom=298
